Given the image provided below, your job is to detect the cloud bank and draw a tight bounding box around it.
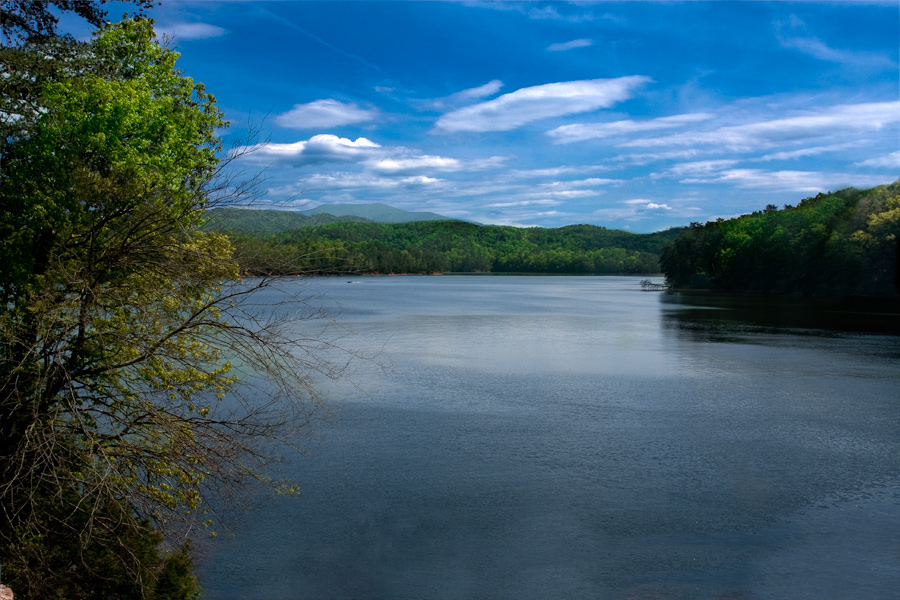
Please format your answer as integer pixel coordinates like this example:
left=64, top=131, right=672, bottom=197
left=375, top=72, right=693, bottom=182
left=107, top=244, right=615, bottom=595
left=620, top=101, right=900, bottom=152
left=274, top=99, right=377, bottom=129
left=372, top=156, right=462, bottom=174
left=244, top=135, right=381, bottom=166
left=434, top=76, right=651, bottom=133
left=547, top=113, right=713, bottom=144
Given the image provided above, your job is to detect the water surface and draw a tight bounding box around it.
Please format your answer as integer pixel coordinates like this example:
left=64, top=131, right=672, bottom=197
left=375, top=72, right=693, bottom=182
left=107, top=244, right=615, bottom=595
left=197, top=276, right=900, bottom=600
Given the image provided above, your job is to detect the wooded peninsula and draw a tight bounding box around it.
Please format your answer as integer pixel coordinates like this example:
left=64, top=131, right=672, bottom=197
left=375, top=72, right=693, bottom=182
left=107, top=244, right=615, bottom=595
left=661, top=182, right=899, bottom=297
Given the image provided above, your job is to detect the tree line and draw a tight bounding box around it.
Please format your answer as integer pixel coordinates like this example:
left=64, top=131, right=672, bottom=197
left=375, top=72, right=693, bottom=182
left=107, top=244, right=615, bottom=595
left=659, top=183, right=900, bottom=297
left=210, top=217, right=683, bottom=276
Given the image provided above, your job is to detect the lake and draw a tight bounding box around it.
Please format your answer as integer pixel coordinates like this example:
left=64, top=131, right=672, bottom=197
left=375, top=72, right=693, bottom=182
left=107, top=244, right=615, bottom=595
left=196, top=275, right=900, bottom=600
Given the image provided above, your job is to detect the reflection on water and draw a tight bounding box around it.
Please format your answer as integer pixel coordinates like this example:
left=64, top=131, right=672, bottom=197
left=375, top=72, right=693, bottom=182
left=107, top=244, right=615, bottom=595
left=197, top=276, right=900, bottom=600
left=661, top=289, right=900, bottom=340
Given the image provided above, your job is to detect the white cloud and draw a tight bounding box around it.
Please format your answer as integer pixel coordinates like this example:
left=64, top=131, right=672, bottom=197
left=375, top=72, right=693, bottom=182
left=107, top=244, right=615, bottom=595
left=757, top=142, right=862, bottom=162
left=547, top=112, right=713, bottom=144
left=274, top=99, right=377, bottom=129
left=156, top=22, right=227, bottom=40
left=485, top=199, right=559, bottom=208
left=370, top=154, right=506, bottom=175
left=856, top=151, right=900, bottom=169
left=621, top=199, right=672, bottom=210
left=238, top=136, right=502, bottom=177
left=450, top=80, right=504, bottom=102
left=659, top=160, right=739, bottom=179
left=780, top=37, right=896, bottom=68
left=547, top=39, right=594, bottom=52
left=509, top=166, right=608, bottom=179
left=244, top=135, right=381, bottom=166
left=538, top=189, right=602, bottom=199
left=659, top=156, right=894, bottom=192
left=466, top=156, right=510, bottom=171
left=619, top=199, right=671, bottom=210
left=611, top=149, right=702, bottom=166
left=621, top=101, right=900, bottom=152
left=272, top=172, right=402, bottom=193
left=679, top=169, right=830, bottom=192
left=400, top=176, right=444, bottom=185
left=775, top=13, right=895, bottom=69
left=372, top=156, right=462, bottom=174
left=428, top=80, right=504, bottom=111
left=528, top=5, right=563, bottom=20
left=782, top=37, right=850, bottom=62
left=519, top=178, right=619, bottom=201
left=674, top=168, right=890, bottom=193
left=434, top=76, right=651, bottom=133
left=467, top=1, right=594, bottom=24
left=565, top=177, right=620, bottom=187
left=591, top=199, right=700, bottom=223
left=527, top=5, right=593, bottom=22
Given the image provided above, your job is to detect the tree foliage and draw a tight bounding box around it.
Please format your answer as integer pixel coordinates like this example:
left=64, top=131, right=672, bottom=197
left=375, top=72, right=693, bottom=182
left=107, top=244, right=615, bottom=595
left=213, top=218, right=682, bottom=276
left=1, top=1, right=156, bottom=141
left=0, top=0, right=156, bottom=43
left=1, top=19, right=334, bottom=599
left=659, top=182, right=900, bottom=297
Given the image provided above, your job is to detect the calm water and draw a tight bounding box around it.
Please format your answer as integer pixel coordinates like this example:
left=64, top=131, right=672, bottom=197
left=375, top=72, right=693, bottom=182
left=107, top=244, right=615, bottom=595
left=197, top=276, right=900, bottom=600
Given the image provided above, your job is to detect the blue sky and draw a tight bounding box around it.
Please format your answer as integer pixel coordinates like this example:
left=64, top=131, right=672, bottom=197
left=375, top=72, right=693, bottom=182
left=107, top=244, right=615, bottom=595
left=87, top=2, right=900, bottom=231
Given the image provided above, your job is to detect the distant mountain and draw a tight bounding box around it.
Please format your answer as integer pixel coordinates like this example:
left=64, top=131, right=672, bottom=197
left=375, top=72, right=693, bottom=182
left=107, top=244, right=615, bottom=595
left=204, top=203, right=456, bottom=236
left=204, top=208, right=375, bottom=236
left=299, top=203, right=455, bottom=223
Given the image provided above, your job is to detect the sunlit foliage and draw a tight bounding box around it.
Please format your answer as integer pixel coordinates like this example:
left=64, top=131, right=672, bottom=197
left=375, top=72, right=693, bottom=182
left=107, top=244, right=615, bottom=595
left=659, top=182, right=900, bottom=296
left=0, top=19, right=334, bottom=599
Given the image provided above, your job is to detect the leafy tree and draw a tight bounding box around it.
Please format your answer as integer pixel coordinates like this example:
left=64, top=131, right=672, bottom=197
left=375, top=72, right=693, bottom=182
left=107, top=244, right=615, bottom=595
left=1, top=19, right=334, bottom=598
left=0, top=0, right=156, bottom=43
left=660, top=183, right=900, bottom=297
left=851, top=194, right=900, bottom=293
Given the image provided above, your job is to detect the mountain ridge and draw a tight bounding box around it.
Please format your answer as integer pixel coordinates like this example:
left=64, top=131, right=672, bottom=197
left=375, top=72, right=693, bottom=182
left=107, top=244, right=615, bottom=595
left=204, top=203, right=457, bottom=236
left=298, top=203, right=455, bottom=223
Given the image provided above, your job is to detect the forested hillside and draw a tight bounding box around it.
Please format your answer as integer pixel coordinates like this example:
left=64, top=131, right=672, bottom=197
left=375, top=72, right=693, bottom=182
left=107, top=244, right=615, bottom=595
left=297, top=202, right=454, bottom=223
left=205, top=207, right=374, bottom=235
left=660, top=182, right=900, bottom=297
left=221, top=219, right=683, bottom=275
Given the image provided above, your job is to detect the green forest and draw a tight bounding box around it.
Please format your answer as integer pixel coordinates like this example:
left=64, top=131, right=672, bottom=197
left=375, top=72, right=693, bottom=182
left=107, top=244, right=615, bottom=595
left=206, top=214, right=683, bottom=275
left=659, top=182, right=900, bottom=297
